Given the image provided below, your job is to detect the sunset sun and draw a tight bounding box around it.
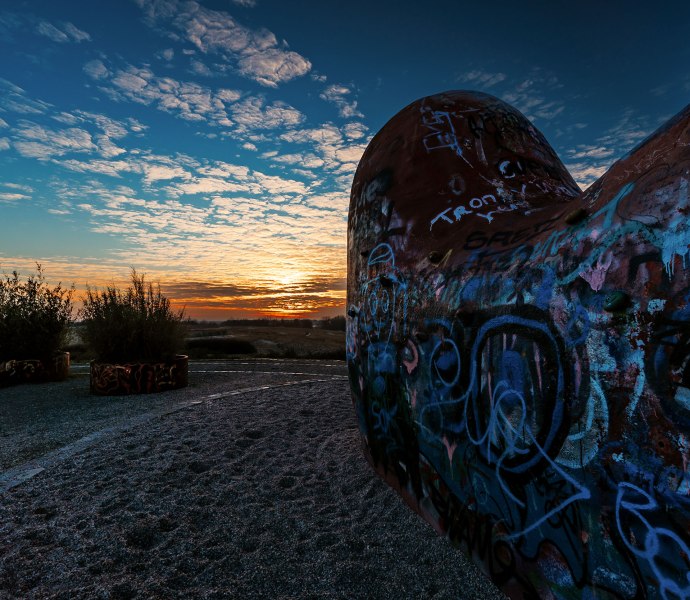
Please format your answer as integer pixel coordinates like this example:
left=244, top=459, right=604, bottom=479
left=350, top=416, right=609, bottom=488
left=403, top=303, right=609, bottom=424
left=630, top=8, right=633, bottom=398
left=0, top=1, right=684, bottom=321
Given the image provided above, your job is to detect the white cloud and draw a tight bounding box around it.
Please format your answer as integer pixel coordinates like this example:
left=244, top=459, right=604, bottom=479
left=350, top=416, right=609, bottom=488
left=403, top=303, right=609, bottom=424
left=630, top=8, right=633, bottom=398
left=291, top=168, right=318, bottom=180
left=36, top=21, right=69, bottom=42
left=161, top=159, right=308, bottom=198
left=9, top=104, right=145, bottom=164
left=217, top=88, right=241, bottom=102
left=502, top=70, right=565, bottom=122
left=597, top=109, right=651, bottom=149
left=242, top=141, right=257, bottom=151
left=278, top=123, right=367, bottom=175
left=13, top=121, right=97, bottom=159
left=567, top=145, right=615, bottom=160
left=342, top=122, right=368, bottom=140
left=0, top=79, right=51, bottom=114
left=457, top=70, right=507, bottom=88
left=55, top=110, right=132, bottom=139
left=253, top=171, right=307, bottom=194
left=0, top=192, right=29, bottom=202
left=61, top=158, right=138, bottom=177
left=564, top=109, right=654, bottom=190
left=190, top=58, right=213, bottom=76
left=91, top=62, right=243, bottom=128
left=566, top=163, right=608, bottom=190
left=61, top=152, right=199, bottom=181
left=143, top=164, right=190, bottom=183
left=3, top=183, right=33, bottom=193
left=319, top=84, right=364, bottom=119
left=0, top=138, right=9, bottom=151
left=334, top=146, right=365, bottom=164
left=306, top=192, right=347, bottom=211
left=36, top=20, right=90, bottom=43
left=0, top=118, right=8, bottom=128
left=197, top=162, right=250, bottom=179
left=230, top=0, right=257, bottom=6
left=96, top=135, right=127, bottom=158
left=158, top=48, right=175, bottom=61
left=111, top=68, right=149, bottom=94
left=83, top=59, right=109, bottom=80
left=237, top=48, right=311, bottom=88
left=47, top=109, right=145, bottom=159
left=135, top=0, right=311, bottom=87
left=172, top=177, right=256, bottom=195
left=32, top=169, right=349, bottom=315
left=63, top=22, right=91, bottom=42
left=230, top=97, right=304, bottom=131
left=268, top=152, right=324, bottom=169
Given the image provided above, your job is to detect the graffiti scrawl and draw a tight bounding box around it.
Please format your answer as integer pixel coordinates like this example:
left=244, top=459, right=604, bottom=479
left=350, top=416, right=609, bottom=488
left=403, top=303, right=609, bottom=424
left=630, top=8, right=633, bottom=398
left=347, top=90, right=690, bottom=599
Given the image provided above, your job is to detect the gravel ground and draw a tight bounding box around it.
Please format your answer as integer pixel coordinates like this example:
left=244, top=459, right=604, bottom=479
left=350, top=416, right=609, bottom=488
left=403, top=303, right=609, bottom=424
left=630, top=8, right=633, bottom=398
left=0, top=360, right=347, bottom=471
left=0, top=362, right=505, bottom=599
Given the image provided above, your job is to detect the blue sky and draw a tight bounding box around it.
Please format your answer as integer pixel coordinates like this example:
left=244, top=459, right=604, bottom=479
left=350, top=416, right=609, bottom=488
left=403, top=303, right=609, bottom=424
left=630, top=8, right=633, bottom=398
left=0, top=0, right=689, bottom=318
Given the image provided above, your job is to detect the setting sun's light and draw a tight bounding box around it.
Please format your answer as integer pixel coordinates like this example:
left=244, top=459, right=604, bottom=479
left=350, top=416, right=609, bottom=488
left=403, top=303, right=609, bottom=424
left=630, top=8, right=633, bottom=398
left=1, top=0, right=678, bottom=321
left=274, top=271, right=305, bottom=287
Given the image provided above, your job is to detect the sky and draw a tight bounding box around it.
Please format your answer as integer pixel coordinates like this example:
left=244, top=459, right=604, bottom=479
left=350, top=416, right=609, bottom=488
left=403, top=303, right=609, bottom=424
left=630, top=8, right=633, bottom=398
left=1, top=1, right=689, bottom=319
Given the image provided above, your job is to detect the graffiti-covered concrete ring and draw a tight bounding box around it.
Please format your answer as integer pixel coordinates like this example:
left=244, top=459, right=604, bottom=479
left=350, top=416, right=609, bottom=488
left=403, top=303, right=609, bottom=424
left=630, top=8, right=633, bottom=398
left=347, top=90, right=690, bottom=599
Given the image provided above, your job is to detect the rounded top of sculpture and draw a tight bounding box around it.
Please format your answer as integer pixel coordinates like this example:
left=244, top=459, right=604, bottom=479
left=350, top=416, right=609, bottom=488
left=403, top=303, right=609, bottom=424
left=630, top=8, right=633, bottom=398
left=349, top=90, right=580, bottom=251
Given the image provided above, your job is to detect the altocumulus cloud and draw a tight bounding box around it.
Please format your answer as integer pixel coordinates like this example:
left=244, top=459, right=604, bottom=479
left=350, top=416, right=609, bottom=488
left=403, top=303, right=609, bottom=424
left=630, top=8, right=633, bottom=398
left=0, top=79, right=51, bottom=115
left=319, top=84, right=364, bottom=119
left=135, top=0, right=311, bottom=87
left=566, top=109, right=653, bottom=189
left=0, top=12, right=90, bottom=44
left=36, top=20, right=90, bottom=43
left=0, top=1, right=376, bottom=317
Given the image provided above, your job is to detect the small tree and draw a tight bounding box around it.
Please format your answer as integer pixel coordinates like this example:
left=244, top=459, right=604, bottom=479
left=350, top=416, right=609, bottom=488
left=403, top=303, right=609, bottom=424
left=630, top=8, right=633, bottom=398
left=0, top=264, right=74, bottom=361
left=80, top=269, right=186, bottom=363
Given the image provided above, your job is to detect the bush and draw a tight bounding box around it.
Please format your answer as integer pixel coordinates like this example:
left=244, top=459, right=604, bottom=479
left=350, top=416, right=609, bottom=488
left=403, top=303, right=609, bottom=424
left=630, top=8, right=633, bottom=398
left=0, top=265, right=74, bottom=361
left=80, top=269, right=186, bottom=363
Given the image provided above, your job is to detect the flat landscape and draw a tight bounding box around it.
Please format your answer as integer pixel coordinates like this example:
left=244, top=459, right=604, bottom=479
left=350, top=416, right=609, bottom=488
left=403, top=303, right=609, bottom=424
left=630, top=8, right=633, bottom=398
left=186, top=324, right=346, bottom=359
left=0, top=359, right=504, bottom=599
left=66, top=324, right=347, bottom=362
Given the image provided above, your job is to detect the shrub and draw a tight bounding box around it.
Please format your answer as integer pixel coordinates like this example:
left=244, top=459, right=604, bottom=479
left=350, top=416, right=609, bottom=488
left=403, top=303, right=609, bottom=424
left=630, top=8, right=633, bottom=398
left=0, top=265, right=74, bottom=361
left=80, top=269, right=186, bottom=363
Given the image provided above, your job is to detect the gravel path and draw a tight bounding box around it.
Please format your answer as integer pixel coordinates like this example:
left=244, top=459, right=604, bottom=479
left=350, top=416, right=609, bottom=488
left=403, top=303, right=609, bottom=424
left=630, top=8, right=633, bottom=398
left=0, top=362, right=505, bottom=599
left=0, top=360, right=347, bottom=472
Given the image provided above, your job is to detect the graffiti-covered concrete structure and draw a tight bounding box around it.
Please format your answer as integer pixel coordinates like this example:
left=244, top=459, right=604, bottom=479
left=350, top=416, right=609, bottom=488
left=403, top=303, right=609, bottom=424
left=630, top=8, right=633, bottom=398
left=347, top=91, right=690, bottom=598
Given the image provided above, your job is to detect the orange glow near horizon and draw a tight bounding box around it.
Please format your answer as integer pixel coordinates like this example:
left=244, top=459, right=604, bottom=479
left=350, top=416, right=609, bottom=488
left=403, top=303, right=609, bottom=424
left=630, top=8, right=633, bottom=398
left=1, top=255, right=347, bottom=320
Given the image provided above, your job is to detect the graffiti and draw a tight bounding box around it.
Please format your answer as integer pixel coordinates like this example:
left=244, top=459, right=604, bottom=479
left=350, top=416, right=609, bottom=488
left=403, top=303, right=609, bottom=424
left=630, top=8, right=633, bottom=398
left=615, top=482, right=690, bottom=600
left=348, top=91, right=690, bottom=598
left=430, top=193, right=531, bottom=231
left=90, top=355, right=188, bottom=395
left=0, top=353, right=70, bottom=386
left=0, top=359, right=42, bottom=385
left=459, top=213, right=565, bottom=251
left=421, top=107, right=465, bottom=160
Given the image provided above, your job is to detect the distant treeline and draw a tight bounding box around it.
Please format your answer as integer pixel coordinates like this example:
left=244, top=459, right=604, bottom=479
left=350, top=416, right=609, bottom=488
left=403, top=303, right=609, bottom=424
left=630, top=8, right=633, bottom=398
left=189, top=316, right=346, bottom=331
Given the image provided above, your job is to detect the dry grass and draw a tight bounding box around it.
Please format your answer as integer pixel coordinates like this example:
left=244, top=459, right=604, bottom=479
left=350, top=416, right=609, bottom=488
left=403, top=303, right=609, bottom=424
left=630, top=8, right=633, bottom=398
left=67, top=324, right=345, bottom=361
left=190, top=325, right=345, bottom=359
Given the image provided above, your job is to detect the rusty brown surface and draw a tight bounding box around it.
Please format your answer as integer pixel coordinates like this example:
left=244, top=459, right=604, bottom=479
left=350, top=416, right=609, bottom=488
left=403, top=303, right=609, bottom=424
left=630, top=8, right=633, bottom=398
left=347, top=91, right=690, bottom=598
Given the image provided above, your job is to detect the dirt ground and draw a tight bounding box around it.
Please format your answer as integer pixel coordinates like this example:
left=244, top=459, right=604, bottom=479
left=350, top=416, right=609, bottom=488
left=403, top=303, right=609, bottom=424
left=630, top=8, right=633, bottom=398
left=0, top=363, right=504, bottom=599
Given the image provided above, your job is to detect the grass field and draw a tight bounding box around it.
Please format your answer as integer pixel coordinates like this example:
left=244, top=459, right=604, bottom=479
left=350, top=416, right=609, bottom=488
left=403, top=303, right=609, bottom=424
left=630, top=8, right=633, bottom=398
left=66, top=323, right=346, bottom=361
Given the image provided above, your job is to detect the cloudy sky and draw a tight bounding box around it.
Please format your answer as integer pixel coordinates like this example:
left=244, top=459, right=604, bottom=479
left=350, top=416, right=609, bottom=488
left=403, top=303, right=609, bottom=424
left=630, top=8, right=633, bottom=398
left=1, top=1, right=689, bottom=318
